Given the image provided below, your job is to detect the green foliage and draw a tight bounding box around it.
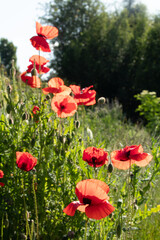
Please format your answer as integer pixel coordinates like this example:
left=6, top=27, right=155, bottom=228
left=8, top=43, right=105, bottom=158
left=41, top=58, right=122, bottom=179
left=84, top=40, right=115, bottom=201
left=135, top=90, right=160, bottom=134
left=0, top=38, right=18, bottom=76
left=42, top=0, right=152, bottom=118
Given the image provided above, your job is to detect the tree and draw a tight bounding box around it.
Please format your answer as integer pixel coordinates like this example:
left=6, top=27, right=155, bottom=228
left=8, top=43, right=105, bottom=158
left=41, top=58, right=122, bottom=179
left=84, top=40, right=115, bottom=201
left=0, top=38, right=18, bottom=76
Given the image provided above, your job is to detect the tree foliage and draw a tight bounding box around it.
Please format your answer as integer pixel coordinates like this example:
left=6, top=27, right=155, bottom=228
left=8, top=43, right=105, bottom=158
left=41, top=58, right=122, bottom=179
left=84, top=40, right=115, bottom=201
left=42, top=0, right=160, bottom=118
left=0, top=38, right=18, bottom=76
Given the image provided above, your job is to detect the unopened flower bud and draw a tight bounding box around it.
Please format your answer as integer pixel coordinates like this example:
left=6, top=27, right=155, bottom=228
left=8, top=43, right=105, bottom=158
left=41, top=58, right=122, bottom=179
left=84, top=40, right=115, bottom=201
left=7, top=84, right=12, bottom=94
left=6, top=104, right=11, bottom=114
left=22, top=112, right=28, bottom=120
left=74, top=120, right=80, bottom=128
left=117, top=199, right=123, bottom=208
left=108, top=162, right=114, bottom=173
left=75, top=111, right=78, bottom=120
left=9, top=118, right=14, bottom=125
left=31, top=68, right=37, bottom=76
left=116, top=223, right=121, bottom=238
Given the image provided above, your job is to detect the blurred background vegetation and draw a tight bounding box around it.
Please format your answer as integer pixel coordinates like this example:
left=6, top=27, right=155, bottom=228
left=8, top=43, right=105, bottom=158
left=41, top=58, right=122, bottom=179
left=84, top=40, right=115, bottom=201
left=1, top=0, right=160, bottom=120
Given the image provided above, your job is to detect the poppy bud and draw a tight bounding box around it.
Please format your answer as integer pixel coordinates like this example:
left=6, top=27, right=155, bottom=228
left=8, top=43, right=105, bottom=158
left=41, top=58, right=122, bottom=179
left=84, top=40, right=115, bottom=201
left=117, top=199, right=123, bottom=208
left=22, top=112, right=28, bottom=120
left=130, top=172, right=134, bottom=180
left=74, top=111, right=78, bottom=120
left=74, top=120, right=80, bottom=128
left=7, top=84, right=12, bottom=94
left=6, top=104, right=11, bottom=114
left=31, top=68, right=37, bottom=76
left=31, top=138, right=36, bottom=147
left=108, top=162, right=114, bottom=173
left=66, top=134, right=72, bottom=145
left=9, top=118, right=14, bottom=125
left=116, top=223, right=121, bottom=238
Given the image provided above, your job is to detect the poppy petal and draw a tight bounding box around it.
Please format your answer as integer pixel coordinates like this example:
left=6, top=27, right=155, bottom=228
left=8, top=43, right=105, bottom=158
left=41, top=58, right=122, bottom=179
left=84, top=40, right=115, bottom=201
left=75, top=180, right=108, bottom=204
left=29, top=55, right=49, bottom=65
left=87, top=179, right=110, bottom=194
left=63, top=201, right=81, bottom=216
left=129, top=145, right=143, bottom=155
left=85, top=201, right=115, bottom=220
left=48, top=78, right=64, bottom=88
left=36, top=21, right=58, bottom=39
left=111, top=159, right=133, bottom=170
left=30, top=36, right=51, bottom=52
left=135, top=154, right=152, bottom=167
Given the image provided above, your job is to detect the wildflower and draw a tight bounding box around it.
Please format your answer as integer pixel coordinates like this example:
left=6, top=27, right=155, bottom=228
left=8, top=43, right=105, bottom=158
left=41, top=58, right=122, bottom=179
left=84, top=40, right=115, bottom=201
left=42, top=77, right=71, bottom=95
left=0, top=182, right=5, bottom=187
left=63, top=179, right=115, bottom=220
left=30, top=21, right=58, bottom=52
left=51, top=94, right=77, bottom=118
left=32, top=106, right=40, bottom=115
left=0, top=170, right=4, bottom=178
left=83, top=147, right=108, bottom=168
left=16, top=152, right=37, bottom=172
left=111, top=145, right=153, bottom=170
left=70, top=85, right=96, bottom=106
left=20, top=71, right=41, bottom=88
left=27, top=55, right=50, bottom=74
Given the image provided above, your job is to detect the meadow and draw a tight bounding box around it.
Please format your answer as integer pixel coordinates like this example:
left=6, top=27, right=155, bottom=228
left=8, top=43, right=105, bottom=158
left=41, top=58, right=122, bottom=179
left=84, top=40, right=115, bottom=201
left=0, top=21, right=160, bottom=240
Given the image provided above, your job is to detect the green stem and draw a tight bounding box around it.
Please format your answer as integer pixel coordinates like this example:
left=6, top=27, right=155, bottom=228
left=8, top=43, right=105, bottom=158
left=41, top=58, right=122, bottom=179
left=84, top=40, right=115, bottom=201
left=84, top=218, right=89, bottom=240
left=1, top=214, right=3, bottom=240
left=32, top=175, right=39, bottom=240
left=21, top=178, right=31, bottom=239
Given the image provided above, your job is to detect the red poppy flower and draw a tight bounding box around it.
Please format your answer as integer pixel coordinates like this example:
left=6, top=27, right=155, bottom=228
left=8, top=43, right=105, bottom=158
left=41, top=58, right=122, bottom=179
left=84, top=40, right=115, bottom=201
left=30, top=22, right=58, bottom=52
left=0, top=182, right=5, bottom=187
left=42, top=77, right=71, bottom=95
left=70, top=85, right=96, bottom=106
left=0, top=170, right=4, bottom=178
left=32, top=106, right=40, bottom=114
left=63, top=179, right=115, bottom=220
left=21, top=71, right=41, bottom=88
left=29, top=55, right=49, bottom=65
left=16, top=152, right=37, bottom=172
left=27, top=64, right=50, bottom=74
left=51, top=94, right=77, bottom=118
left=111, top=145, right=153, bottom=170
left=27, top=55, right=50, bottom=74
left=83, top=147, right=108, bottom=168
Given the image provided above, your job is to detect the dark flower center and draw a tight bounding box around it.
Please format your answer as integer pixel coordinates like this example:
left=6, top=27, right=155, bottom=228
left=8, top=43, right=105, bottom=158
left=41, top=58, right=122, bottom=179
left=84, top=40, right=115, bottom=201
left=20, top=162, right=27, bottom=170
left=83, top=197, right=92, bottom=205
left=60, top=105, right=65, bottom=110
left=92, top=157, right=97, bottom=164
left=126, top=151, right=130, bottom=158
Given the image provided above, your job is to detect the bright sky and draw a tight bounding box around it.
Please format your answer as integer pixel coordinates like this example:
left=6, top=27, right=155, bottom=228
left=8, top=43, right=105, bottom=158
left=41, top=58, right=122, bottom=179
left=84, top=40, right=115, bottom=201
left=1, top=0, right=160, bottom=72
